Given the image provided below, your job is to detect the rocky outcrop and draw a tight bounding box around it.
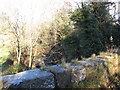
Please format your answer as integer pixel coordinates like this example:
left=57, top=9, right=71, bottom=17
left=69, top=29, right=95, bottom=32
left=46, top=63, right=86, bottom=88
left=2, top=69, right=55, bottom=89
left=1, top=58, right=106, bottom=89
left=73, top=57, right=106, bottom=67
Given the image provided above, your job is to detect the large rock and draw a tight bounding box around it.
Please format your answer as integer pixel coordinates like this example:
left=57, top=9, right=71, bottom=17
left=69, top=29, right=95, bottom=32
left=73, top=58, right=106, bottom=67
left=2, top=69, right=55, bottom=89
left=70, top=65, right=86, bottom=84
left=1, top=57, right=106, bottom=88
left=46, top=63, right=86, bottom=88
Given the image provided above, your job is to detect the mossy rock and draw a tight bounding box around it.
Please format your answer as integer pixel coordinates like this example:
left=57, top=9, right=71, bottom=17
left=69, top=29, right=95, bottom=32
left=73, top=64, right=109, bottom=88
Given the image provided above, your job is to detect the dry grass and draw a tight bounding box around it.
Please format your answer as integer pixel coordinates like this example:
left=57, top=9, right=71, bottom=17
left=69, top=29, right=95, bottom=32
left=75, top=64, right=109, bottom=88
left=73, top=52, right=120, bottom=88
left=98, top=52, right=119, bottom=75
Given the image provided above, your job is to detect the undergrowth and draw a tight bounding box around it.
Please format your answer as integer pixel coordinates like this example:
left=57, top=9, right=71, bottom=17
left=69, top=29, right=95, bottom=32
left=2, top=63, right=28, bottom=75
left=73, top=64, right=109, bottom=88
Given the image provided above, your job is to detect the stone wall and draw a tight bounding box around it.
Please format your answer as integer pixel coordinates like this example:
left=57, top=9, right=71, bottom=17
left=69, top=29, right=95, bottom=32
left=0, top=57, right=106, bottom=89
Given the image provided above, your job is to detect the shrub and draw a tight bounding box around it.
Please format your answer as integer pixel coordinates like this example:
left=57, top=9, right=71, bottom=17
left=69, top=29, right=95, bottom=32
left=2, top=63, right=28, bottom=75
left=73, top=64, right=109, bottom=88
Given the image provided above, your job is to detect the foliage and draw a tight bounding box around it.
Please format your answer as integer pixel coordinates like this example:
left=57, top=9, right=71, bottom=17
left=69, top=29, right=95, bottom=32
left=97, top=52, right=120, bottom=88
left=61, top=59, right=68, bottom=68
left=109, top=73, right=120, bottom=88
left=0, top=48, right=10, bottom=64
left=112, top=24, right=120, bottom=47
left=2, top=63, right=28, bottom=75
left=72, top=64, right=108, bottom=88
left=63, top=33, right=79, bottom=60
left=90, top=2, right=120, bottom=49
left=64, top=2, right=119, bottom=60
left=70, top=4, right=105, bottom=58
left=53, top=7, right=74, bottom=41
left=0, top=2, right=120, bottom=78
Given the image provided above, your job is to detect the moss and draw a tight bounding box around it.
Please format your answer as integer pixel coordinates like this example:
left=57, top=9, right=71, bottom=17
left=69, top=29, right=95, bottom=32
left=81, top=58, right=86, bottom=61
left=71, top=59, right=84, bottom=66
left=73, top=64, right=109, bottom=88
left=89, top=58, right=98, bottom=61
left=71, top=59, right=79, bottom=64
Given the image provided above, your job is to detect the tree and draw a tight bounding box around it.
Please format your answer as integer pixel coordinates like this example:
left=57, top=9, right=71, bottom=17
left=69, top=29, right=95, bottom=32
left=28, top=25, right=41, bottom=69
left=0, top=11, right=26, bottom=64
left=53, top=6, right=73, bottom=42
left=70, top=3, right=105, bottom=58
left=112, top=20, right=120, bottom=47
left=12, top=19, right=26, bottom=64
left=91, top=2, right=114, bottom=48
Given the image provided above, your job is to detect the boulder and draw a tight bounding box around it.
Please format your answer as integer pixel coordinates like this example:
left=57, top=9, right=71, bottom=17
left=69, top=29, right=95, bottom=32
left=1, top=57, right=107, bottom=88
left=70, top=65, right=86, bottom=84
left=0, top=71, right=3, bottom=90
left=74, top=58, right=106, bottom=67
left=1, top=69, right=55, bottom=89
left=46, top=63, right=86, bottom=88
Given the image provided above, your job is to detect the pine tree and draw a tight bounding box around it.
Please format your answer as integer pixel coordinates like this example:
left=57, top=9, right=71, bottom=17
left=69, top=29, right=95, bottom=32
left=91, top=2, right=114, bottom=48
left=71, top=4, right=104, bottom=58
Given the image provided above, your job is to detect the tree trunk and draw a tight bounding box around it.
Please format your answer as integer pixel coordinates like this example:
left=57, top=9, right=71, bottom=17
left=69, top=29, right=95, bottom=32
left=29, top=35, right=33, bottom=69
left=29, top=46, right=32, bottom=69
left=17, top=38, right=21, bottom=64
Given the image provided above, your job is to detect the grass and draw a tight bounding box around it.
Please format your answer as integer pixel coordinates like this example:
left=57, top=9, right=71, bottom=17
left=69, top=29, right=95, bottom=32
left=2, top=63, right=28, bottom=75
left=97, top=52, right=120, bottom=88
left=73, top=64, right=109, bottom=88
left=0, top=47, right=10, bottom=64
left=61, top=59, right=69, bottom=68
left=71, top=58, right=84, bottom=66
left=89, top=58, right=98, bottom=61
left=70, top=52, right=120, bottom=88
left=1, top=49, right=120, bottom=88
left=98, top=53, right=119, bottom=75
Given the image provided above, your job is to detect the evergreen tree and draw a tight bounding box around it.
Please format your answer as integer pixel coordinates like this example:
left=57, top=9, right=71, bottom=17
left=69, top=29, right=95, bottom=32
left=71, top=4, right=104, bottom=58
left=91, top=2, right=114, bottom=48
left=112, top=23, right=120, bottom=47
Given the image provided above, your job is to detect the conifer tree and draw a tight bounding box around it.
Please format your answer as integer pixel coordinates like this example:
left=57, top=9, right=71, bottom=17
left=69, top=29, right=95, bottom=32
left=91, top=2, right=114, bottom=48
left=71, top=4, right=104, bottom=58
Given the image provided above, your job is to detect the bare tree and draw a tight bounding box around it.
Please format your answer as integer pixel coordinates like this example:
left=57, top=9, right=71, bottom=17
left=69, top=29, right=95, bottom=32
left=10, top=15, right=25, bottom=64
left=28, top=25, right=41, bottom=69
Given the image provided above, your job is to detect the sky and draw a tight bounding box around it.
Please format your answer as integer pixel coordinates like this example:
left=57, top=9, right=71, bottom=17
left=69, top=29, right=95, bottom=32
left=0, top=0, right=67, bottom=23
left=0, top=0, right=119, bottom=24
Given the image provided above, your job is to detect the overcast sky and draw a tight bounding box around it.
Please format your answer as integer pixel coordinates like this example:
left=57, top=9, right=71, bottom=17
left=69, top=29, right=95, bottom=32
left=0, top=0, right=119, bottom=24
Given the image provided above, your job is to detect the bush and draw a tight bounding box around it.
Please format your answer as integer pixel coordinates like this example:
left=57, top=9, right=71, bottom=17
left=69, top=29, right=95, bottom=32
left=2, top=63, right=28, bottom=75
left=73, top=64, right=109, bottom=88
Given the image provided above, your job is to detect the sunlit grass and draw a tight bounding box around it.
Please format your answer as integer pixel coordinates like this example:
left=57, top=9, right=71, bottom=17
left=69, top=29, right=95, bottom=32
left=98, top=52, right=119, bottom=75
left=72, top=52, right=120, bottom=88
left=73, top=64, right=108, bottom=88
left=0, top=47, right=10, bottom=64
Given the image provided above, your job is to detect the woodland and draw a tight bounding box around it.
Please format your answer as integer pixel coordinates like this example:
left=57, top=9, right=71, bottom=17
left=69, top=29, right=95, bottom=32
left=0, top=1, right=120, bottom=88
